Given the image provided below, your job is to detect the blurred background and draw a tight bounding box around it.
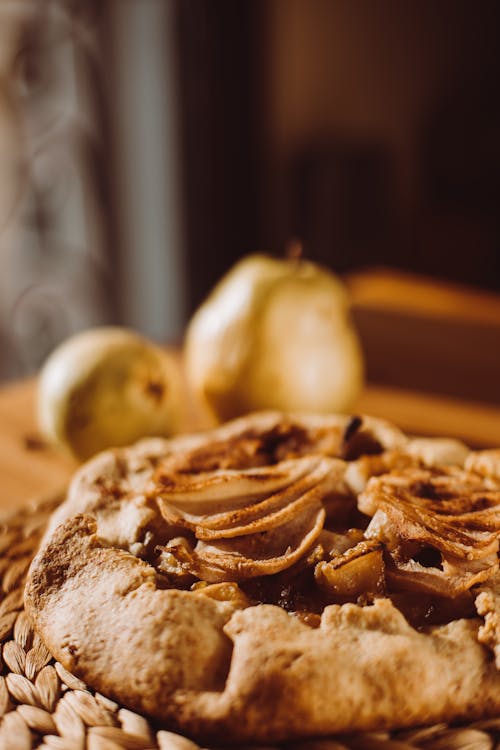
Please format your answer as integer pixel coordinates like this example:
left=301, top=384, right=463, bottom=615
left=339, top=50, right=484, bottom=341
left=0, top=0, right=499, bottom=402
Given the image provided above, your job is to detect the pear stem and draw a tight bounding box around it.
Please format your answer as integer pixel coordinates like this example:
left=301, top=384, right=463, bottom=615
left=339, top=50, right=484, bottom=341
left=285, top=238, right=303, bottom=263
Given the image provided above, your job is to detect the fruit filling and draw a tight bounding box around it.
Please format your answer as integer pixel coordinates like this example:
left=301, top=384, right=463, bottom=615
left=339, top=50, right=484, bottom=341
left=146, top=417, right=500, bottom=635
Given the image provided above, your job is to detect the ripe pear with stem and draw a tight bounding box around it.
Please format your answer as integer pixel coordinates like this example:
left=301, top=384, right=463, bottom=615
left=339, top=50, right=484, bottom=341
left=185, top=250, right=364, bottom=422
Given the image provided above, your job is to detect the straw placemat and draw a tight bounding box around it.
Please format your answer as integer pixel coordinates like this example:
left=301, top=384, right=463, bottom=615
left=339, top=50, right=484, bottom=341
left=0, top=496, right=498, bottom=750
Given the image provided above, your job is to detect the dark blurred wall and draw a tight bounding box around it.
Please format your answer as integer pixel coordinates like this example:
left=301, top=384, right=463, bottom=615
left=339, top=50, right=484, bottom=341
left=176, top=0, right=265, bottom=314
left=3, top=0, right=497, bottom=381
left=262, top=0, right=500, bottom=287
left=177, top=0, right=500, bottom=310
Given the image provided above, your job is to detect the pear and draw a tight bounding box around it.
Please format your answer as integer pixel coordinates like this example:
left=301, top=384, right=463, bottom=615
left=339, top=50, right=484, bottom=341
left=185, top=254, right=364, bottom=422
left=38, top=327, right=182, bottom=461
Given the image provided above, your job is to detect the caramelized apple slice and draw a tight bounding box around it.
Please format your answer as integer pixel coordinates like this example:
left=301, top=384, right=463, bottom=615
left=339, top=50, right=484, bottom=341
left=360, top=466, right=500, bottom=597
left=156, top=456, right=336, bottom=539
left=384, top=550, right=498, bottom=597
left=195, top=503, right=325, bottom=581
left=361, top=467, right=500, bottom=555
left=155, top=503, right=325, bottom=583
left=154, top=457, right=313, bottom=515
left=315, top=540, right=385, bottom=599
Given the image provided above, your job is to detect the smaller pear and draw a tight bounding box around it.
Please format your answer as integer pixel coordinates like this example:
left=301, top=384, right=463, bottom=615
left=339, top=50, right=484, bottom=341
left=38, top=327, right=182, bottom=461
left=185, top=253, right=364, bottom=422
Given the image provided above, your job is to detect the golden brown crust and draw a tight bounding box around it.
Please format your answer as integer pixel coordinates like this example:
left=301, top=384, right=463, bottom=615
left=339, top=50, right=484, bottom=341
left=405, top=437, right=469, bottom=467
left=24, top=411, right=500, bottom=742
left=475, top=573, right=500, bottom=668
left=25, top=514, right=500, bottom=742
left=466, top=449, right=500, bottom=481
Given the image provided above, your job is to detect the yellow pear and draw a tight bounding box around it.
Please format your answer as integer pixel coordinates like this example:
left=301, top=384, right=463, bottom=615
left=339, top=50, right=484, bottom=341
left=185, top=253, right=364, bottom=421
left=38, top=327, right=182, bottom=461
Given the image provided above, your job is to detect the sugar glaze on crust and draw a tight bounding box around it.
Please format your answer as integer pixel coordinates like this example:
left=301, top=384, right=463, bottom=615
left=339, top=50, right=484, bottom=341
left=24, top=412, right=500, bottom=743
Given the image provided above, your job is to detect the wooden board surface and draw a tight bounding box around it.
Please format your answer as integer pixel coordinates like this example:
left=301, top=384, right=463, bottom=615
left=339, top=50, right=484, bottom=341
left=348, top=268, right=500, bottom=405
left=1, top=376, right=500, bottom=513
left=0, top=378, right=76, bottom=512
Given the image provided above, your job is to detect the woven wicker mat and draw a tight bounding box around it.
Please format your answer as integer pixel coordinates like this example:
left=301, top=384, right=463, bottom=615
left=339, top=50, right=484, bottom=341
left=0, top=496, right=498, bottom=750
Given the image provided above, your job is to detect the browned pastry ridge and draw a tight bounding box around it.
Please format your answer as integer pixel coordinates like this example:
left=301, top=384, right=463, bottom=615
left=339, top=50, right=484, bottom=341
left=24, top=412, right=500, bottom=743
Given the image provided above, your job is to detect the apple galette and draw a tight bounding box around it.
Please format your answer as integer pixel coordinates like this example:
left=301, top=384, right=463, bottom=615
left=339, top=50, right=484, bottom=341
left=24, top=412, right=500, bottom=742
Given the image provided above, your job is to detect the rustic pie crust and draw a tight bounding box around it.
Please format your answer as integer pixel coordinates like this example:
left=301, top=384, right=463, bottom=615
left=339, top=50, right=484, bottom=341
left=24, top=412, right=500, bottom=743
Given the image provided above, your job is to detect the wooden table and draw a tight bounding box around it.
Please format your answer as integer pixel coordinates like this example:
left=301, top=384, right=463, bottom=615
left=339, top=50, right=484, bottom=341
left=1, top=376, right=500, bottom=513
left=0, top=378, right=76, bottom=513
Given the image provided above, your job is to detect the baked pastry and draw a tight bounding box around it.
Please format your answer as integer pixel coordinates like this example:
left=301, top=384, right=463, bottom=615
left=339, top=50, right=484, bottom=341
left=24, top=412, right=500, bottom=743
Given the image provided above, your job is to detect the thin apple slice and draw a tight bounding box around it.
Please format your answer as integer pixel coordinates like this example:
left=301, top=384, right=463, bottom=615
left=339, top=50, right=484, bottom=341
left=360, top=465, right=500, bottom=597
left=194, top=480, right=325, bottom=540
left=157, top=456, right=338, bottom=539
left=194, top=503, right=326, bottom=580
left=361, top=471, right=500, bottom=560
left=385, top=552, right=498, bottom=597
left=154, top=456, right=322, bottom=516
